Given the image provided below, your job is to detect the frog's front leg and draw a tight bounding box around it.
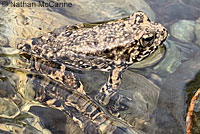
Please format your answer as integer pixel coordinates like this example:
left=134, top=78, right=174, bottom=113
left=95, top=67, right=132, bottom=117
left=96, top=67, right=123, bottom=105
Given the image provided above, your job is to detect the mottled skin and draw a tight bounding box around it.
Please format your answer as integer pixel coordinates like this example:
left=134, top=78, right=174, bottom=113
left=17, top=11, right=167, bottom=133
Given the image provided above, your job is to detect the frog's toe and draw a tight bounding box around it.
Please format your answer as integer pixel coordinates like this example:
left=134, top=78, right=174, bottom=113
left=105, top=92, right=132, bottom=113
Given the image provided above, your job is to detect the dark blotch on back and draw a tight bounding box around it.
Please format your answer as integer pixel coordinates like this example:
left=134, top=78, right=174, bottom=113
left=65, top=31, right=72, bottom=37
left=103, top=49, right=110, bottom=54
left=32, top=38, right=37, bottom=45
left=123, top=50, right=129, bottom=55
left=27, top=74, right=33, bottom=78
left=23, top=44, right=31, bottom=50
left=91, top=66, right=97, bottom=69
left=116, top=46, right=123, bottom=51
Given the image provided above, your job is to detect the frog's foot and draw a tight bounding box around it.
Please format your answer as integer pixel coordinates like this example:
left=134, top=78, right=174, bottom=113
left=95, top=89, right=132, bottom=117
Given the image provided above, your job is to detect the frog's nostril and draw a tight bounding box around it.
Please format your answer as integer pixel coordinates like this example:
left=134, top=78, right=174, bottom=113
left=161, top=31, right=164, bottom=36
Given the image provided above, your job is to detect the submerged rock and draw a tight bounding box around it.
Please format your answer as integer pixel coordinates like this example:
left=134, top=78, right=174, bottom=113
left=195, top=18, right=200, bottom=46
left=181, top=0, right=200, bottom=9
left=170, top=20, right=195, bottom=43
left=153, top=39, right=199, bottom=74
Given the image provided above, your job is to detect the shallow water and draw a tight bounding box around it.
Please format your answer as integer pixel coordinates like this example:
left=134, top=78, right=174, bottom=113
left=0, top=0, right=200, bottom=134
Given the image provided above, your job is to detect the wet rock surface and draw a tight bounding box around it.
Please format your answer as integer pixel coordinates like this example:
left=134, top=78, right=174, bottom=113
left=170, top=20, right=195, bottom=43
left=153, top=39, right=199, bottom=74
left=146, top=0, right=200, bottom=26
left=181, top=0, right=200, bottom=9
left=195, top=18, right=200, bottom=46
left=0, top=4, right=80, bottom=47
left=45, top=0, right=155, bottom=22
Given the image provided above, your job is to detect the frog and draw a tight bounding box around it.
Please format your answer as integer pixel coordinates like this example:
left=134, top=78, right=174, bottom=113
left=16, top=11, right=167, bottom=133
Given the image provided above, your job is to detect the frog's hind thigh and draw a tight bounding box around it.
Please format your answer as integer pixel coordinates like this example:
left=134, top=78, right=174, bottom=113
left=21, top=54, right=86, bottom=95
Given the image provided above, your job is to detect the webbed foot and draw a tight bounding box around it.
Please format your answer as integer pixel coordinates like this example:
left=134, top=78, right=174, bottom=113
left=95, top=90, right=132, bottom=117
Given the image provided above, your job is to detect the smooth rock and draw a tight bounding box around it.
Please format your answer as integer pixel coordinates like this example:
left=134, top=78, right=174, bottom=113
left=154, top=39, right=199, bottom=74
left=170, top=20, right=195, bottom=43
left=195, top=18, right=200, bottom=46
left=48, top=0, right=155, bottom=22
left=181, top=0, right=200, bottom=9
left=0, top=4, right=80, bottom=48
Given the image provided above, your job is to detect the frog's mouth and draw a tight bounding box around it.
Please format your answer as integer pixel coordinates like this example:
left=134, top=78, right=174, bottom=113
left=130, top=44, right=166, bottom=69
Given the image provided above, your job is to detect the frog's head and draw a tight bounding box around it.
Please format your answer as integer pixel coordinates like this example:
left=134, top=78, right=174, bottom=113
left=128, top=11, right=168, bottom=64
left=100, top=12, right=168, bottom=66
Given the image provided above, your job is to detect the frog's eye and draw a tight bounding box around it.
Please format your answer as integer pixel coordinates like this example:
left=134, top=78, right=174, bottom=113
left=140, top=34, right=155, bottom=47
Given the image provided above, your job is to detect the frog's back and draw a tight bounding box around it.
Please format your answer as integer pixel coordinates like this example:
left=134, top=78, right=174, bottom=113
left=32, top=15, right=138, bottom=54
left=58, top=20, right=137, bottom=53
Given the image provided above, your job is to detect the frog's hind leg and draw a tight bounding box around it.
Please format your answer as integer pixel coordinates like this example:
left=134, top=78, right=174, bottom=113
left=18, top=53, right=86, bottom=95
left=95, top=67, right=132, bottom=117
